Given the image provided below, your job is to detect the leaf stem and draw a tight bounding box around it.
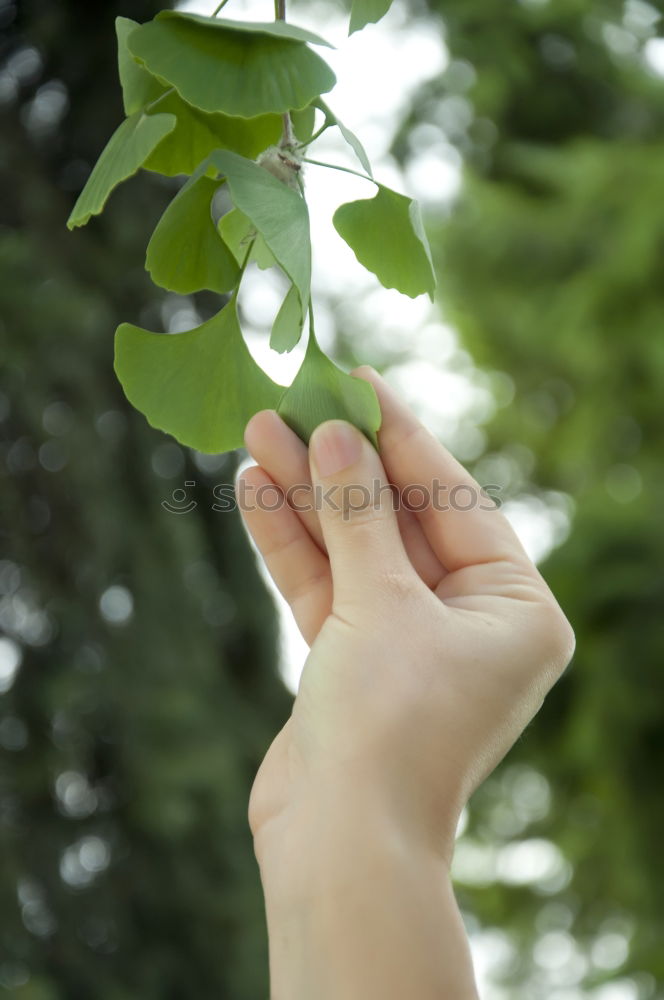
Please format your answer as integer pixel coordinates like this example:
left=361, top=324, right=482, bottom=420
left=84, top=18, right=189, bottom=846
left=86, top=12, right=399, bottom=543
left=308, top=298, right=316, bottom=340
left=274, top=0, right=296, bottom=148
left=302, top=157, right=377, bottom=185
left=296, top=120, right=333, bottom=150
left=231, top=237, right=257, bottom=304
left=144, top=87, right=175, bottom=113
left=212, top=0, right=232, bottom=14
left=280, top=113, right=296, bottom=149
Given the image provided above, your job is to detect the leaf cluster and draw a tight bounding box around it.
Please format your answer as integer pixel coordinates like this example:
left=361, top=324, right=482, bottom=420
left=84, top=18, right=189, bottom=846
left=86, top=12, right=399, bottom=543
left=67, top=5, right=436, bottom=453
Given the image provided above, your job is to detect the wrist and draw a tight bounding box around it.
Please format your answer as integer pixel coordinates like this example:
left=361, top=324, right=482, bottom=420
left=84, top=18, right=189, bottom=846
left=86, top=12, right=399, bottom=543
left=252, top=780, right=459, bottom=903
left=253, top=791, right=478, bottom=1000
left=252, top=772, right=462, bottom=883
left=254, top=793, right=406, bottom=905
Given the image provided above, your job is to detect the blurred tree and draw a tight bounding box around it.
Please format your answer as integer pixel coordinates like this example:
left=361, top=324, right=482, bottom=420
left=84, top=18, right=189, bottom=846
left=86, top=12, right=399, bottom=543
left=393, top=0, right=664, bottom=993
left=4, top=0, right=664, bottom=996
left=0, top=2, right=292, bottom=997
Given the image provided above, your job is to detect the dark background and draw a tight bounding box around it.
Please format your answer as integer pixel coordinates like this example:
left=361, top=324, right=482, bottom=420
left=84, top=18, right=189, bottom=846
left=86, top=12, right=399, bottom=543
left=1, top=0, right=663, bottom=996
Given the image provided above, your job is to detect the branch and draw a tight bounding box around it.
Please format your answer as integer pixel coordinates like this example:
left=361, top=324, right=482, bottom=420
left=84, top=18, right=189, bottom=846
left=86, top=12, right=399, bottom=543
left=275, top=0, right=296, bottom=148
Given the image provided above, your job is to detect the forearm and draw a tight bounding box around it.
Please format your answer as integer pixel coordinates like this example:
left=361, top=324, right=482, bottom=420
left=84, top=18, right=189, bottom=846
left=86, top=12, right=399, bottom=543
left=255, top=796, right=479, bottom=1000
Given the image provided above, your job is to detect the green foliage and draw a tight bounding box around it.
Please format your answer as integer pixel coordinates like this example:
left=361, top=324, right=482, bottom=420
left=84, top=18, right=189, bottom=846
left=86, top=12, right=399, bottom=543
left=218, top=208, right=277, bottom=270
left=143, top=92, right=283, bottom=176
left=66, top=111, right=176, bottom=228
left=271, top=283, right=305, bottom=353
left=210, top=149, right=312, bottom=320
left=277, top=329, right=381, bottom=447
left=115, top=300, right=283, bottom=453
left=349, top=0, right=394, bottom=35
left=127, top=12, right=336, bottom=117
left=290, top=103, right=317, bottom=143
left=316, top=98, right=373, bottom=176
left=333, top=185, right=436, bottom=299
left=116, top=16, right=165, bottom=114
left=146, top=174, right=239, bottom=294
left=65, top=3, right=435, bottom=454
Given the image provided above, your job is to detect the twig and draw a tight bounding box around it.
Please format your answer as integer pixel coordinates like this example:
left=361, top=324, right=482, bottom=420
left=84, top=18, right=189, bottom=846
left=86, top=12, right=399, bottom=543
left=275, top=0, right=296, bottom=148
left=302, top=157, right=376, bottom=185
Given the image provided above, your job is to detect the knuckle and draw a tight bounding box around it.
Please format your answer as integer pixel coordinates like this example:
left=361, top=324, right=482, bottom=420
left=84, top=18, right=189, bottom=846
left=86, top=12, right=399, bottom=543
left=319, top=481, right=397, bottom=527
left=247, top=773, right=267, bottom=840
left=556, top=614, right=576, bottom=667
left=340, top=504, right=387, bottom=529
left=535, top=601, right=576, bottom=676
left=379, top=568, right=418, bottom=602
left=288, top=569, right=331, bottom=611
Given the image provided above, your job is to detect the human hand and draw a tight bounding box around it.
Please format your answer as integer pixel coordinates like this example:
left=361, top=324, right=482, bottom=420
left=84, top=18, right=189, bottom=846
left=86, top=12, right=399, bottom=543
left=239, top=368, right=574, bottom=865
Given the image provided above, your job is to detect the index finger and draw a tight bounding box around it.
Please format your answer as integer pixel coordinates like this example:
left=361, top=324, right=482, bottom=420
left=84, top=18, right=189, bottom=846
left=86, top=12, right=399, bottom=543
left=352, top=366, right=530, bottom=572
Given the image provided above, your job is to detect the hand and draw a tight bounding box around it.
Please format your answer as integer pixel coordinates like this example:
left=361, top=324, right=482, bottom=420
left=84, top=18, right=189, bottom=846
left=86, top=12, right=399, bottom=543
left=238, top=368, right=574, bottom=864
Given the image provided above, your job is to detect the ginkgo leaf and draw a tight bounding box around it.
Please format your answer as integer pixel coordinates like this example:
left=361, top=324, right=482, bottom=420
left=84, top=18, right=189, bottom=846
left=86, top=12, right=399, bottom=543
left=316, top=98, right=373, bottom=177
left=333, top=185, right=436, bottom=300
left=211, top=150, right=311, bottom=318
left=114, top=301, right=284, bottom=453
left=128, top=12, right=336, bottom=119
left=159, top=11, right=334, bottom=47
left=277, top=328, right=381, bottom=446
left=142, top=100, right=316, bottom=178
left=115, top=17, right=285, bottom=176
left=349, top=0, right=393, bottom=34
left=271, top=284, right=305, bottom=353
left=146, top=175, right=239, bottom=294
left=291, top=104, right=317, bottom=144
left=143, top=91, right=283, bottom=176
left=116, top=16, right=165, bottom=115
left=218, top=208, right=276, bottom=271
left=67, top=111, right=176, bottom=229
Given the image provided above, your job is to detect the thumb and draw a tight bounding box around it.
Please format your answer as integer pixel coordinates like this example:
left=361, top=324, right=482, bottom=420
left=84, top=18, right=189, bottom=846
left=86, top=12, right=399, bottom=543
left=308, top=420, right=412, bottom=610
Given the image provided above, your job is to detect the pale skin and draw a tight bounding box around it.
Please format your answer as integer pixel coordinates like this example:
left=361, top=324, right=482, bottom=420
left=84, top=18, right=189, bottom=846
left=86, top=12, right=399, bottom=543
left=238, top=367, right=575, bottom=1000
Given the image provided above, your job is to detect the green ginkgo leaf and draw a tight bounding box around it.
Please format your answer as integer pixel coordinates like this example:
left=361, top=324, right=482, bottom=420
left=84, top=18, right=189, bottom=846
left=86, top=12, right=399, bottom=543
left=67, top=111, right=176, bottom=229
left=218, top=208, right=276, bottom=271
left=291, top=104, right=317, bottom=144
left=146, top=175, right=239, bottom=294
left=128, top=12, right=336, bottom=119
left=333, top=185, right=436, bottom=300
left=144, top=91, right=283, bottom=176
left=144, top=100, right=313, bottom=179
left=158, top=10, right=334, bottom=47
left=277, top=327, right=381, bottom=446
left=349, top=0, right=393, bottom=34
left=316, top=99, right=373, bottom=177
left=116, top=16, right=165, bottom=114
left=114, top=301, right=284, bottom=453
left=116, top=17, right=285, bottom=176
left=211, top=150, right=311, bottom=318
left=271, top=284, right=305, bottom=353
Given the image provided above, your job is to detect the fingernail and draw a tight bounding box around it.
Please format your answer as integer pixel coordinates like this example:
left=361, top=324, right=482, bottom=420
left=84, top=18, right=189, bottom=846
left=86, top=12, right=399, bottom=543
left=310, top=421, right=362, bottom=478
left=350, top=364, right=379, bottom=379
